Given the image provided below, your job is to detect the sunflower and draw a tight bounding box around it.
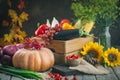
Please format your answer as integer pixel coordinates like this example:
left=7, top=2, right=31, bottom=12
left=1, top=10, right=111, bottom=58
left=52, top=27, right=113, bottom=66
left=103, top=47, right=120, bottom=67
left=80, top=42, right=104, bottom=61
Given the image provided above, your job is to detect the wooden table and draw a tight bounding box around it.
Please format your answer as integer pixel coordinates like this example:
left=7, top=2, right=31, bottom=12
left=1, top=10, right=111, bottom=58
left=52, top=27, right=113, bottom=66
left=67, top=66, right=120, bottom=80
left=0, top=66, right=120, bottom=80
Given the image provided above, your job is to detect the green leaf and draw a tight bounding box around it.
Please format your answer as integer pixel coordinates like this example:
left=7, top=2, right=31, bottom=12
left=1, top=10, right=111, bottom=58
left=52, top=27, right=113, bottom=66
left=71, top=0, right=119, bottom=28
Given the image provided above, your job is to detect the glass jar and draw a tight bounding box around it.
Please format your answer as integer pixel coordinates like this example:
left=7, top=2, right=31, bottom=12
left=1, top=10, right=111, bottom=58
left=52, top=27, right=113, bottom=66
left=98, top=27, right=111, bottom=50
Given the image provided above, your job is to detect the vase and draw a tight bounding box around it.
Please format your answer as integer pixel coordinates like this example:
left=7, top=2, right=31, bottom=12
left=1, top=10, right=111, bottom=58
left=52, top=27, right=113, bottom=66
left=98, top=27, right=111, bottom=50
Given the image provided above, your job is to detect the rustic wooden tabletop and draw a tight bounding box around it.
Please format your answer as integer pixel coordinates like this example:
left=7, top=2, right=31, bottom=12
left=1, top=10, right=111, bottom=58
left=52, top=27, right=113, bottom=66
left=69, top=66, right=120, bottom=80
left=0, top=65, right=120, bottom=80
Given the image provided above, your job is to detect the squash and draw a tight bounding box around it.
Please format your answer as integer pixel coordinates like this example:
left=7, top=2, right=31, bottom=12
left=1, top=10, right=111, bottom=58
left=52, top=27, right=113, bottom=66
left=12, top=47, right=54, bottom=72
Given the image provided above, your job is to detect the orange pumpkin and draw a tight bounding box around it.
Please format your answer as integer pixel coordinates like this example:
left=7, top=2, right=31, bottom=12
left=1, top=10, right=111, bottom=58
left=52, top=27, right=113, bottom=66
left=12, top=47, right=54, bottom=72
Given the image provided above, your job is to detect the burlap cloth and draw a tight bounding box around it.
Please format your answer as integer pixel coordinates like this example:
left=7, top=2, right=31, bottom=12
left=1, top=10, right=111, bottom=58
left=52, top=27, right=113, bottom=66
left=69, top=58, right=109, bottom=74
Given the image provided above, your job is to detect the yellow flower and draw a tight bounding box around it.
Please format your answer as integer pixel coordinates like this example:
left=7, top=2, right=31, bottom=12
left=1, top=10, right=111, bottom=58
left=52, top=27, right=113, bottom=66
left=80, top=42, right=104, bottom=61
left=103, top=47, right=120, bottom=67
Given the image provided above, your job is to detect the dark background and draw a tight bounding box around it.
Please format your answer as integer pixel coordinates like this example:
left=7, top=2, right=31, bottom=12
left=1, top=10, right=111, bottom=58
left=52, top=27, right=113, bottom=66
left=0, top=0, right=120, bottom=46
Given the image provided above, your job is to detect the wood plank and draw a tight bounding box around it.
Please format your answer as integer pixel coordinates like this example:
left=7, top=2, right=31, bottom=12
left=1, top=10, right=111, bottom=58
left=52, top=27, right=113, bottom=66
left=0, top=66, right=120, bottom=80
left=47, top=37, right=93, bottom=53
left=95, top=75, right=107, bottom=80
left=112, top=66, right=120, bottom=80
left=0, top=73, right=11, bottom=80
left=11, top=77, right=35, bottom=80
left=11, top=77, right=23, bottom=80
left=83, top=75, right=96, bottom=80
left=96, top=67, right=118, bottom=80
left=67, top=75, right=83, bottom=80
left=76, top=75, right=83, bottom=80
left=65, top=37, right=93, bottom=53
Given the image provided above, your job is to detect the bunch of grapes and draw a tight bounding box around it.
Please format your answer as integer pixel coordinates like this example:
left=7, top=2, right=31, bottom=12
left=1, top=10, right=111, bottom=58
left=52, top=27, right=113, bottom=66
left=35, top=24, right=62, bottom=46
left=24, top=38, right=43, bottom=49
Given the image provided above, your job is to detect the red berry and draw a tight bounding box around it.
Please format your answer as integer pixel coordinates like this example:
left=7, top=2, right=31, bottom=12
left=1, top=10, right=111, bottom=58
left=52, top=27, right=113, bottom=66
left=64, top=76, right=69, bottom=80
left=66, top=56, right=71, bottom=59
left=71, top=54, right=79, bottom=59
left=48, top=72, right=55, bottom=78
left=73, top=75, right=77, bottom=80
left=55, top=73, right=60, bottom=78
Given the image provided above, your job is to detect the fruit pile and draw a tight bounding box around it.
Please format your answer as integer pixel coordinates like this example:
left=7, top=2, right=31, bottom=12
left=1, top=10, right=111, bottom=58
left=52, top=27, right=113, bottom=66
left=0, top=38, right=55, bottom=79
left=66, top=54, right=80, bottom=67
left=35, top=24, right=62, bottom=45
left=0, top=17, right=94, bottom=79
left=0, top=38, right=42, bottom=66
left=35, top=18, right=81, bottom=45
left=60, top=19, right=75, bottom=30
left=35, top=17, right=93, bottom=45
left=66, top=54, right=80, bottom=60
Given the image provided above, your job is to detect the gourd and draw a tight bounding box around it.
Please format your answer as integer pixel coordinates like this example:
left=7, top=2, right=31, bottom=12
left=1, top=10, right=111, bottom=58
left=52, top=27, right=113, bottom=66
left=12, top=47, right=54, bottom=72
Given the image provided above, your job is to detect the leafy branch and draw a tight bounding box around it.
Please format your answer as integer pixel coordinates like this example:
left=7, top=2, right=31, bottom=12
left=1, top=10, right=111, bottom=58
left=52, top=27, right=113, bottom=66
left=71, top=0, right=120, bottom=28
left=0, top=0, right=29, bottom=46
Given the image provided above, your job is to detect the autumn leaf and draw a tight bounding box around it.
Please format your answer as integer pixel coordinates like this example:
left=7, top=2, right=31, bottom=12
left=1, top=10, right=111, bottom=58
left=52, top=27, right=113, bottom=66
left=2, top=20, right=9, bottom=27
left=4, top=34, right=13, bottom=42
left=19, top=12, right=29, bottom=21
left=9, top=9, right=19, bottom=25
left=8, top=9, right=18, bottom=19
left=0, top=0, right=29, bottom=47
left=18, top=0, right=25, bottom=11
left=16, top=28, right=27, bottom=37
left=18, top=18, right=22, bottom=27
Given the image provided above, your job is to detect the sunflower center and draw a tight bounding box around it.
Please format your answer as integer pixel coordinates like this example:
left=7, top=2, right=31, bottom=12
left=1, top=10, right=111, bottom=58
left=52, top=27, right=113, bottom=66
left=87, top=50, right=98, bottom=58
left=108, top=53, right=117, bottom=62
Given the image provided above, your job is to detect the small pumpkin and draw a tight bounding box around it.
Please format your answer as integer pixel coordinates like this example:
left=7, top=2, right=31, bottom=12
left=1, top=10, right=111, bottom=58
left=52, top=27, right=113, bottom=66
left=12, top=47, right=54, bottom=72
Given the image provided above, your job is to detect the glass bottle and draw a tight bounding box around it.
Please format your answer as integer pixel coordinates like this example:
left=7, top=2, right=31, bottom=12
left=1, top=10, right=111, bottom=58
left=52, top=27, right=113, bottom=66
left=98, top=27, right=111, bottom=50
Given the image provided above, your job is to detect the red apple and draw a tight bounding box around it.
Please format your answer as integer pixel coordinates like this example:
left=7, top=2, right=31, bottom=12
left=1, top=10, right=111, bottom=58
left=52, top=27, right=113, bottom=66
left=60, top=19, right=70, bottom=25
